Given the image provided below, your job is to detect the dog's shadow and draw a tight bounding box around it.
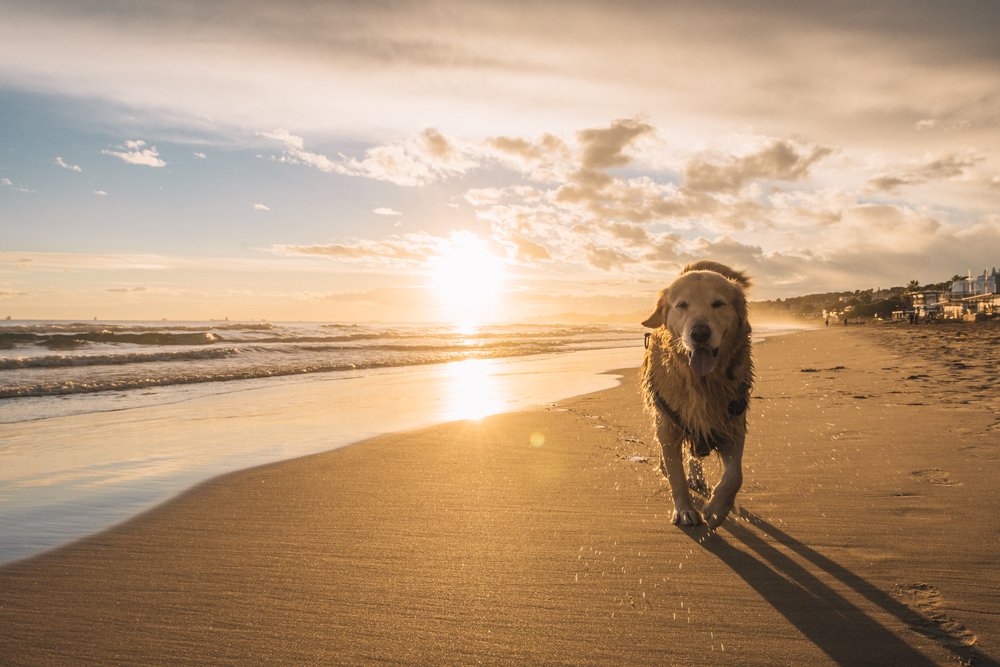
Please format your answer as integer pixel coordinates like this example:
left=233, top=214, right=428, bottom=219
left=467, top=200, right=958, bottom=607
left=681, top=500, right=995, bottom=666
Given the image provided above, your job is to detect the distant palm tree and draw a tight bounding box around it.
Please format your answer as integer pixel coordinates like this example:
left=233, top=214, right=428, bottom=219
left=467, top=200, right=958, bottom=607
left=907, top=280, right=920, bottom=290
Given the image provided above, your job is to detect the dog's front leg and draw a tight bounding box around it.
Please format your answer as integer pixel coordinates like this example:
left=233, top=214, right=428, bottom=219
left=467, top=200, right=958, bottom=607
left=657, top=422, right=702, bottom=526
left=702, top=434, right=744, bottom=527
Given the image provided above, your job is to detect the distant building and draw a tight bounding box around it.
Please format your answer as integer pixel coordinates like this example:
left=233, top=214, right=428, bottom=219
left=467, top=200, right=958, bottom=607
left=950, top=267, right=999, bottom=298
left=910, top=290, right=946, bottom=318
left=945, top=267, right=999, bottom=319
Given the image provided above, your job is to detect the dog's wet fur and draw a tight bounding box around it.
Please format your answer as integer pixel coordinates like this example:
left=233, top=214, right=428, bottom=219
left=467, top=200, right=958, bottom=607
left=640, top=261, right=754, bottom=527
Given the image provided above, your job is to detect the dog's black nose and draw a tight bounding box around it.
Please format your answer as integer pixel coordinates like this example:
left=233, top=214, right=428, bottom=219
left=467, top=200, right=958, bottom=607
left=691, top=324, right=712, bottom=344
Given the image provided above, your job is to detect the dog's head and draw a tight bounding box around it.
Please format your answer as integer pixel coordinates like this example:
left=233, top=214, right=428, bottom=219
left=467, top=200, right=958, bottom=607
left=642, top=261, right=751, bottom=377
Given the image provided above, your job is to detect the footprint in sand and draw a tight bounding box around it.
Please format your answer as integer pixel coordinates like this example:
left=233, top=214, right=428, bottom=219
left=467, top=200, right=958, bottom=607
left=911, top=468, right=961, bottom=486
left=892, top=583, right=979, bottom=655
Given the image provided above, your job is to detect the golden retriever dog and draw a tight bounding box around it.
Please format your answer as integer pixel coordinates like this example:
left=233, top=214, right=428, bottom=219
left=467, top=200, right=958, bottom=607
left=640, top=261, right=753, bottom=527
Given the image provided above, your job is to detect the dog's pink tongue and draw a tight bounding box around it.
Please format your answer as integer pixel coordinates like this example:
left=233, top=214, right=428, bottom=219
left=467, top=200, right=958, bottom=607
left=690, top=347, right=717, bottom=377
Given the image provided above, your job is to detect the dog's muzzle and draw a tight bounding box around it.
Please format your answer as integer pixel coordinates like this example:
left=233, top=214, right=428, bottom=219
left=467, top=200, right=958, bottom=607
left=688, top=324, right=719, bottom=377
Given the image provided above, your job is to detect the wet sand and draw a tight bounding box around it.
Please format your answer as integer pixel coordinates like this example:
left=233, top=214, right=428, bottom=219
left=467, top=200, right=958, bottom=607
left=1, top=324, right=998, bottom=665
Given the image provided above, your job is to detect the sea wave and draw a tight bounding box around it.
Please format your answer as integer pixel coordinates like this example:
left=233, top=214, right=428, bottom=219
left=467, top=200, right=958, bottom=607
left=0, top=330, right=222, bottom=349
left=0, top=320, right=643, bottom=402
left=0, top=321, right=274, bottom=334
left=0, top=346, right=245, bottom=370
left=0, top=345, right=568, bottom=399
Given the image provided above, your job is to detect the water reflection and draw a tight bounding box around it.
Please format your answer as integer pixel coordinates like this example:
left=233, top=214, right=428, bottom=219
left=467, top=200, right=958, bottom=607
left=443, top=358, right=503, bottom=421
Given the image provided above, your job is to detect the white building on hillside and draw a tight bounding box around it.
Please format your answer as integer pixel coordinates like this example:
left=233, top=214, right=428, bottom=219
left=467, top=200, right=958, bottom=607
left=950, top=267, right=999, bottom=298
left=946, top=267, right=1000, bottom=319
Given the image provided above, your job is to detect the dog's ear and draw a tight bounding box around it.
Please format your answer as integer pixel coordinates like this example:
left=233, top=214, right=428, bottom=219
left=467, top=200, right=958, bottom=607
left=641, top=288, right=669, bottom=328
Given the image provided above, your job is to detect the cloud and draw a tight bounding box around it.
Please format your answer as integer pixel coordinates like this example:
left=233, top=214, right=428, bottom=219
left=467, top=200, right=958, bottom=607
left=451, top=119, right=1000, bottom=291
left=485, top=119, right=654, bottom=197
left=2, top=0, right=1000, bottom=180
left=259, top=128, right=340, bottom=173
left=260, top=127, right=475, bottom=186
left=608, top=222, right=652, bottom=246
left=586, top=245, right=633, bottom=271
left=471, top=123, right=841, bottom=268
left=0, top=252, right=174, bottom=273
left=106, top=286, right=147, bottom=293
left=271, top=232, right=444, bottom=266
left=420, top=128, right=453, bottom=160
left=373, top=207, right=402, bottom=216
left=101, top=140, right=166, bottom=167
left=252, top=203, right=270, bottom=211
left=0, top=177, right=36, bottom=193
left=0, top=251, right=369, bottom=276
left=485, top=132, right=571, bottom=182
left=575, top=118, right=654, bottom=182
left=865, top=175, right=910, bottom=193
left=463, top=187, right=508, bottom=207
left=193, top=151, right=207, bottom=159
left=865, top=152, right=984, bottom=193
left=54, top=156, right=82, bottom=172
left=506, top=234, right=552, bottom=263
left=341, top=128, right=477, bottom=186
left=683, top=140, right=833, bottom=193
left=911, top=154, right=981, bottom=180
left=93, top=190, right=108, bottom=196
left=270, top=230, right=514, bottom=280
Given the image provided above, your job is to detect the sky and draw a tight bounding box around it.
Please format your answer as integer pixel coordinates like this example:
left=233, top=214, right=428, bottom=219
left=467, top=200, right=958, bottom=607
left=1, top=0, right=999, bottom=323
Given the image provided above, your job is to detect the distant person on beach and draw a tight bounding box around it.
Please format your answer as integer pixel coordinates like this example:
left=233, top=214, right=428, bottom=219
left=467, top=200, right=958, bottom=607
left=825, top=317, right=830, bottom=327
left=843, top=317, right=847, bottom=326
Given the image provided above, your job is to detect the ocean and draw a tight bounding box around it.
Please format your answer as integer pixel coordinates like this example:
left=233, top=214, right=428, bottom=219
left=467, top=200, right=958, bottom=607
left=0, top=320, right=640, bottom=423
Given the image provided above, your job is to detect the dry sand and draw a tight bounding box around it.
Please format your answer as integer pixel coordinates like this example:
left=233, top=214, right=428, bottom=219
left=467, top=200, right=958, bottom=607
left=1, top=324, right=998, bottom=665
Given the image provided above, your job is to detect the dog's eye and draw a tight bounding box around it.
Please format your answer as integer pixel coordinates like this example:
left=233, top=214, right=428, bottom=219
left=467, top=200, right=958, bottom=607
left=676, top=302, right=688, bottom=310
left=712, top=300, right=726, bottom=309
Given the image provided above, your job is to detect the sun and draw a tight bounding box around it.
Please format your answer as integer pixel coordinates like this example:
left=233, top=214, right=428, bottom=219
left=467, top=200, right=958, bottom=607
left=429, top=233, right=507, bottom=327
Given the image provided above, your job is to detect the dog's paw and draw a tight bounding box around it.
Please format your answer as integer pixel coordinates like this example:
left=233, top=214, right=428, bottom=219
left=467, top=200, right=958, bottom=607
left=671, top=508, right=703, bottom=527
left=702, top=500, right=732, bottom=527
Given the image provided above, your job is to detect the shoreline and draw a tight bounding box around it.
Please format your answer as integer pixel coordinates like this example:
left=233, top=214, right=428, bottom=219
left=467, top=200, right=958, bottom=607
left=2, top=325, right=998, bottom=664
left=0, top=346, right=643, bottom=565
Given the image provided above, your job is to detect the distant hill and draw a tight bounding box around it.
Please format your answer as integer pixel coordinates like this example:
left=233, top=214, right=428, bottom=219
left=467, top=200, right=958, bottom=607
left=752, top=288, right=911, bottom=321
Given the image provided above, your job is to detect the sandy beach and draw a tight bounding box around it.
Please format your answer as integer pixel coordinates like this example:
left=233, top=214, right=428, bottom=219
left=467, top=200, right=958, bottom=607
left=1, top=323, right=998, bottom=665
